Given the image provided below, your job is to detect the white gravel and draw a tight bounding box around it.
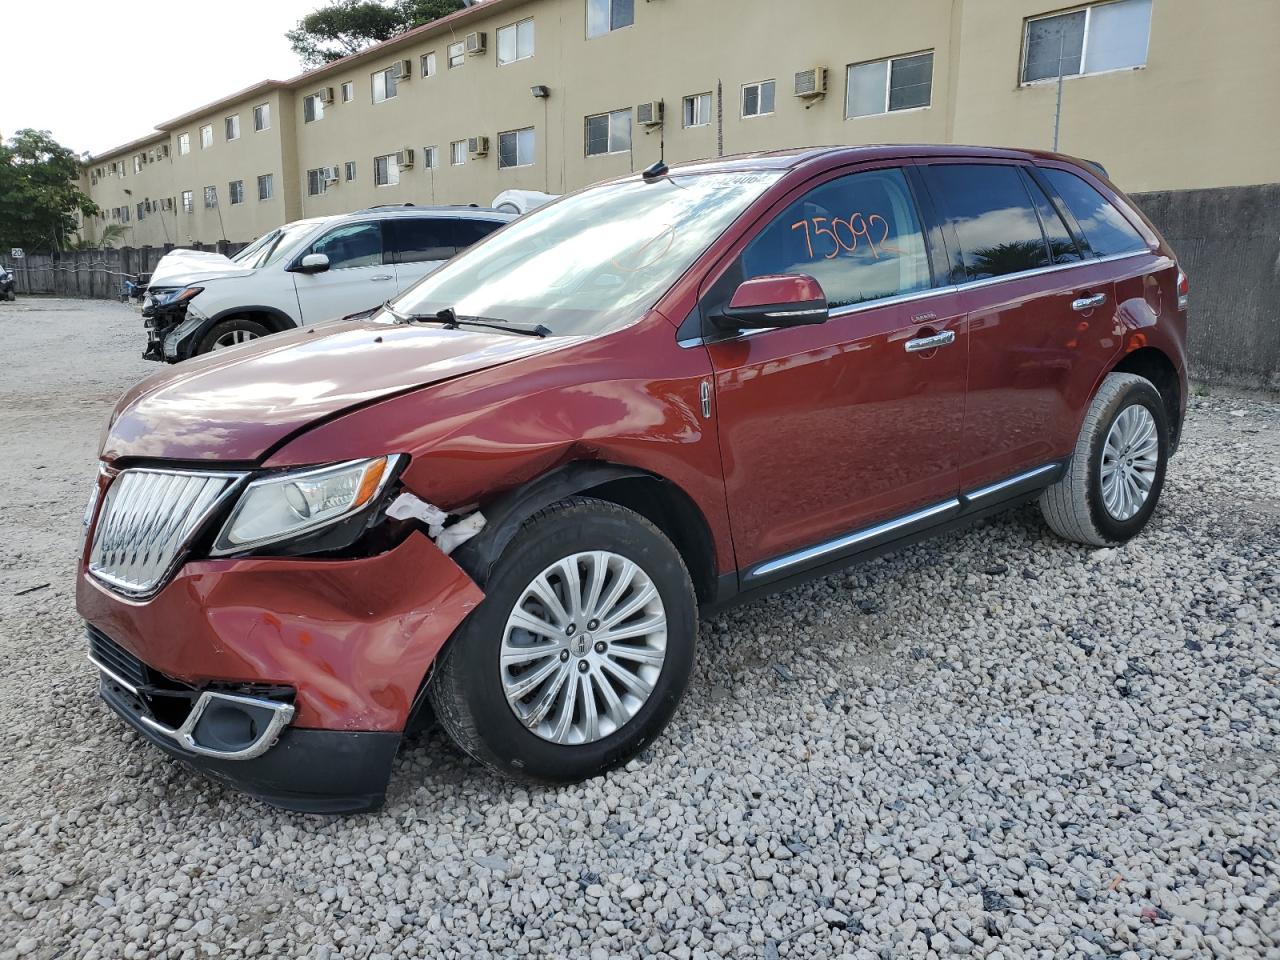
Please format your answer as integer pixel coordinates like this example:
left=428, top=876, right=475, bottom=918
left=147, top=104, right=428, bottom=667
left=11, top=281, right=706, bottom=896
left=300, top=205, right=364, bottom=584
left=1, top=298, right=1278, bottom=960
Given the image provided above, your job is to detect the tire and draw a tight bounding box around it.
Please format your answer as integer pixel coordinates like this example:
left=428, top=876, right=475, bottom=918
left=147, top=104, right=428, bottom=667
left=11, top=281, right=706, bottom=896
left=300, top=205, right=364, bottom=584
left=429, top=497, right=697, bottom=783
left=1039, top=372, right=1169, bottom=546
left=4, top=289, right=14, bottom=301
left=196, top=317, right=269, bottom=355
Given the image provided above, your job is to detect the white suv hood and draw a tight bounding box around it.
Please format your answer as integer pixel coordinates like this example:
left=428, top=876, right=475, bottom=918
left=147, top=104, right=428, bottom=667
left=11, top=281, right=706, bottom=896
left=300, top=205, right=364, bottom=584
left=147, top=249, right=255, bottom=288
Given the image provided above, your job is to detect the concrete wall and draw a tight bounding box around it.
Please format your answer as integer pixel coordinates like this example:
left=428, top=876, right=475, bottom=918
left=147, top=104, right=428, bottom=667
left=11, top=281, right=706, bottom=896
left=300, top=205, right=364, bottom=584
left=1134, top=185, right=1280, bottom=392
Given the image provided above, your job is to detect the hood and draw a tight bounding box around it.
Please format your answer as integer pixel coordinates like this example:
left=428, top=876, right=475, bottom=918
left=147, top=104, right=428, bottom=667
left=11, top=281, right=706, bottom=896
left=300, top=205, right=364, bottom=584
left=148, top=250, right=254, bottom=288
left=103, top=320, right=578, bottom=463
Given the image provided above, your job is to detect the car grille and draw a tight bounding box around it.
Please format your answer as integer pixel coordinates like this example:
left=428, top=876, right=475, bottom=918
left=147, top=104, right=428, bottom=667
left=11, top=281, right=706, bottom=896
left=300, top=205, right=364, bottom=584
left=87, top=625, right=151, bottom=689
left=88, top=467, right=244, bottom=597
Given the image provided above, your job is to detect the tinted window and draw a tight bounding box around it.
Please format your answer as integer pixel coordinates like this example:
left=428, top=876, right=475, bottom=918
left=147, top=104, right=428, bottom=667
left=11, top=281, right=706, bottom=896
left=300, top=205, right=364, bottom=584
left=739, top=168, right=932, bottom=308
left=1041, top=168, right=1147, bottom=257
left=927, top=164, right=1050, bottom=279
left=387, top=218, right=454, bottom=263
left=454, top=218, right=504, bottom=249
left=306, top=222, right=383, bottom=270
left=1024, top=172, right=1083, bottom=264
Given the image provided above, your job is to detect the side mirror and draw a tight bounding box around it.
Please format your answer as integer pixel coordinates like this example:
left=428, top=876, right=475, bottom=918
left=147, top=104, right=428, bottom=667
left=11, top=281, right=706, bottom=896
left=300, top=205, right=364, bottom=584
left=293, top=252, right=330, bottom=274
left=718, top=274, right=828, bottom=330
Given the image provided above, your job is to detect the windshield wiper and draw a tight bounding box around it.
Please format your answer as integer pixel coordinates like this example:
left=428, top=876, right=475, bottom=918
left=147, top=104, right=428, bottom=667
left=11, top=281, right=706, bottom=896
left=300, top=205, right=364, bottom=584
left=383, top=302, right=550, bottom=338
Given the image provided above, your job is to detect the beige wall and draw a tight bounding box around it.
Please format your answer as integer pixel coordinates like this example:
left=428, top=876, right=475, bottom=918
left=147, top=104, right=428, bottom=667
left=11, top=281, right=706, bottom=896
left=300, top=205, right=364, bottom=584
left=82, top=135, right=174, bottom=247
left=83, top=0, right=1280, bottom=246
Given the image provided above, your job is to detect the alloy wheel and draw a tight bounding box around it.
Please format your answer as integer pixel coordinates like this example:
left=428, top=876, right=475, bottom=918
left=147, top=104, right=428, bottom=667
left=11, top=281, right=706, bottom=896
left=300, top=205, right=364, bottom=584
left=1100, top=404, right=1159, bottom=521
left=500, top=551, right=667, bottom=745
left=213, top=330, right=259, bottom=349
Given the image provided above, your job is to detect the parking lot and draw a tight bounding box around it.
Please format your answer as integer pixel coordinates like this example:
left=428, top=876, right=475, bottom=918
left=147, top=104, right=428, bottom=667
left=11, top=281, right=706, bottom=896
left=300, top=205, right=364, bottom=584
left=0, top=297, right=1277, bottom=959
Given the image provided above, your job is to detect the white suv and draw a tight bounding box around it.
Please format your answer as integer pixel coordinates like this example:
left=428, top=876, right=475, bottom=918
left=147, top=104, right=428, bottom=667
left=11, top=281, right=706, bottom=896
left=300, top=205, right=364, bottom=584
left=142, top=205, right=514, bottom=362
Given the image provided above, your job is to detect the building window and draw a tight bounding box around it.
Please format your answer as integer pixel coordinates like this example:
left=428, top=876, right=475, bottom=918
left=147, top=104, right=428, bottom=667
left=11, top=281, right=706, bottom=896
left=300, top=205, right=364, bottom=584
left=181, top=190, right=193, bottom=213
left=120, top=206, right=130, bottom=222
left=375, top=153, right=401, bottom=186
left=585, top=109, right=631, bottom=156
left=203, top=185, right=217, bottom=208
left=136, top=202, right=146, bottom=221
left=450, top=140, right=467, bottom=166
left=177, top=133, right=190, bottom=155
left=133, top=156, right=142, bottom=174
left=741, top=79, right=775, bottom=118
left=258, top=174, right=273, bottom=200
left=499, top=127, right=535, bottom=168
left=421, top=51, right=437, bottom=77
left=372, top=66, right=399, bottom=103
left=304, top=93, right=325, bottom=122
left=307, top=168, right=326, bottom=196
left=587, top=0, right=633, bottom=38
left=447, top=41, right=465, bottom=68
left=683, top=92, right=712, bottom=127
left=497, top=18, right=535, bottom=64
left=423, top=145, right=439, bottom=169
left=254, top=103, right=271, bottom=131
left=341, top=81, right=354, bottom=102
left=1022, top=0, right=1152, bottom=83
left=229, top=180, right=244, bottom=204
left=345, top=160, right=357, bottom=182
left=846, top=51, right=934, bottom=118
left=200, top=124, right=213, bottom=149
left=225, top=115, right=240, bottom=140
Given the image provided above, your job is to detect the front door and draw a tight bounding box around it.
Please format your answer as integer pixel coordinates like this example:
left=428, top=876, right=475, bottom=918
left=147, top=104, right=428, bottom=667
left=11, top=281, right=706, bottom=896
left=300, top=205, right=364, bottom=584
left=702, top=166, right=967, bottom=574
left=292, top=220, right=397, bottom=324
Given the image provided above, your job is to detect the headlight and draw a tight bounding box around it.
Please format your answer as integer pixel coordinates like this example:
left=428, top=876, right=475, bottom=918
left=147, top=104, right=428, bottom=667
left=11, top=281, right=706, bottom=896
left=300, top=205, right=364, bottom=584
left=154, top=286, right=203, bottom=307
left=211, top=456, right=399, bottom=555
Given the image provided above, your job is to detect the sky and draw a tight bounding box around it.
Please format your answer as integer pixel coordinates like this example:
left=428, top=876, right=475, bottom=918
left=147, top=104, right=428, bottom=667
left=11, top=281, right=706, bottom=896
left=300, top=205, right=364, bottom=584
left=0, top=0, right=322, bottom=156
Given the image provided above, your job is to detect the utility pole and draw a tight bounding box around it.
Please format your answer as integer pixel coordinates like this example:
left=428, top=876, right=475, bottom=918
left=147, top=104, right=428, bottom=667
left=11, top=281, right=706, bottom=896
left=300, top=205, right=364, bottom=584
left=1052, top=27, right=1066, bottom=151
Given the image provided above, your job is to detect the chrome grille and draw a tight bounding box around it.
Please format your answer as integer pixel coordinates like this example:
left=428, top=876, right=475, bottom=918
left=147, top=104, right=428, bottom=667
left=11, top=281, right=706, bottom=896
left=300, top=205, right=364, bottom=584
left=88, top=468, right=245, bottom=597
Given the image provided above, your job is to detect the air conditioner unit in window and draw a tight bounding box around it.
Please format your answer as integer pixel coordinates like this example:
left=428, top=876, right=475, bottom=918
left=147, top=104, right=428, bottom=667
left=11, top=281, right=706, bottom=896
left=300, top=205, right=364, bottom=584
left=319, top=86, right=335, bottom=104
left=322, top=166, right=339, bottom=182
left=160, top=145, right=170, bottom=157
left=465, top=31, right=486, bottom=55
left=394, top=58, right=413, bottom=79
left=794, top=66, right=829, bottom=99
left=636, top=100, right=665, bottom=126
left=468, top=136, right=489, bottom=158
left=396, top=147, right=416, bottom=168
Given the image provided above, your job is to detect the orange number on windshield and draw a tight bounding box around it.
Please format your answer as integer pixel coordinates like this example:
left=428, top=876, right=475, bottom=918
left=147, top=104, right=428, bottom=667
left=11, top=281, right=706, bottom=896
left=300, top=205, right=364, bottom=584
left=789, top=212, right=897, bottom=261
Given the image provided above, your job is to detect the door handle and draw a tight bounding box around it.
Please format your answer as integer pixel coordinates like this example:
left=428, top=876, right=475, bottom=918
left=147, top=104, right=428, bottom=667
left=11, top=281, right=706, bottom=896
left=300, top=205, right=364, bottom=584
left=1072, top=292, right=1107, bottom=311
left=370, top=274, right=394, bottom=282
left=904, top=329, right=956, bottom=353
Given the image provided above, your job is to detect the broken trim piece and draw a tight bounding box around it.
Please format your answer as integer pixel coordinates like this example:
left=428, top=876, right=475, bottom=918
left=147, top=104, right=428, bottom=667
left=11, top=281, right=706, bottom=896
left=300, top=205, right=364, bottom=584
left=387, top=492, right=486, bottom=556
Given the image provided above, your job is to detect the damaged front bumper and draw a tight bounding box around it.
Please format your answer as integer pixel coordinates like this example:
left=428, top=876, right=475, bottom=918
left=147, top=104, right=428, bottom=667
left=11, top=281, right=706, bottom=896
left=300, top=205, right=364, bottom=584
left=141, top=293, right=205, bottom=362
left=78, top=530, right=484, bottom=812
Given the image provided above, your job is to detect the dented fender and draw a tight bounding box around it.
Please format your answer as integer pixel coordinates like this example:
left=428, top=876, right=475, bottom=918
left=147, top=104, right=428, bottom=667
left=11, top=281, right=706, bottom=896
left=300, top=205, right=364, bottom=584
left=77, top=531, right=484, bottom=732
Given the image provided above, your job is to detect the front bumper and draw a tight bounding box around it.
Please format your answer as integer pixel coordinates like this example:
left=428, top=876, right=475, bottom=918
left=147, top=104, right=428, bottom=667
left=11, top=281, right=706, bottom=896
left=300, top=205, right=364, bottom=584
left=78, top=530, right=484, bottom=811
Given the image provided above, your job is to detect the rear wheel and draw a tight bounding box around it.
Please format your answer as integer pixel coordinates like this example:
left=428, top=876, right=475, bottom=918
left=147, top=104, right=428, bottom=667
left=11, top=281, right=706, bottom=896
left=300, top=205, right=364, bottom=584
left=197, top=317, right=269, bottom=355
left=429, top=497, right=697, bottom=783
left=1039, top=372, right=1169, bottom=545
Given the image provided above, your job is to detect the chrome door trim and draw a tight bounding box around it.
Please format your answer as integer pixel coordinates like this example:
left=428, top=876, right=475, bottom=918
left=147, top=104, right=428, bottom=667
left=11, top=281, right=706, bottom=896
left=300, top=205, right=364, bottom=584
left=747, top=498, right=961, bottom=581
left=905, top=330, right=956, bottom=353
left=963, top=463, right=1060, bottom=503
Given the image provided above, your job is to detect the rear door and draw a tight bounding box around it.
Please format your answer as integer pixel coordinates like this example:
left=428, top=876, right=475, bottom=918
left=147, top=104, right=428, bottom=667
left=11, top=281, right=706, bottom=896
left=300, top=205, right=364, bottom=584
left=291, top=220, right=395, bottom=323
left=384, top=217, right=457, bottom=294
left=919, top=160, right=1114, bottom=490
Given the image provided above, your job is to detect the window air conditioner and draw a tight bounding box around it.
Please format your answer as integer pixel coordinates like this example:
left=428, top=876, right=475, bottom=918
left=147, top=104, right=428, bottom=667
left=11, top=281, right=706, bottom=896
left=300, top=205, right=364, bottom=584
left=396, top=148, right=416, bottom=168
left=319, top=86, right=335, bottom=104
left=468, top=136, right=489, bottom=158
left=636, top=100, right=664, bottom=126
left=394, top=59, right=413, bottom=79
left=794, top=67, right=829, bottom=99
left=465, top=31, right=487, bottom=55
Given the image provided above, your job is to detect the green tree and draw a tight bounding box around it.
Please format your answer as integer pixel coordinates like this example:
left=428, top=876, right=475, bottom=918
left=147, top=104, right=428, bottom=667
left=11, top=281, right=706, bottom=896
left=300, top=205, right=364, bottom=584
left=0, top=129, right=98, bottom=251
left=287, top=0, right=465, bottom=66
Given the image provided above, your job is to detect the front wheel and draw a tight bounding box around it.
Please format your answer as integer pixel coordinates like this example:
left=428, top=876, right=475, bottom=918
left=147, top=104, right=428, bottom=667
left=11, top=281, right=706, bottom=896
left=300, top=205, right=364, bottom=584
left=1040, top=372, right=1170, bottom=546
left=196, top=317, right=269, bottom=355
left=429, top=497, right=697, bottom=783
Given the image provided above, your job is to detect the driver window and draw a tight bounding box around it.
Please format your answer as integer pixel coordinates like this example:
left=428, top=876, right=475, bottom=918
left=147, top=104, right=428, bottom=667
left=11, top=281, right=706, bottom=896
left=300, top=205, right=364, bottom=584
left=306, top=222, right=384, bottom=270
left=740, top=168, right=931, bottom=308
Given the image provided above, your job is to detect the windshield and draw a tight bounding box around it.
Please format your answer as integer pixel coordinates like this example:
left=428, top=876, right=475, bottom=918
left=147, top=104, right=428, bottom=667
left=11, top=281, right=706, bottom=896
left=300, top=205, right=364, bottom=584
left=387, top=171, right=782, bottom=336
left=232, top=222, right=315, bottom=269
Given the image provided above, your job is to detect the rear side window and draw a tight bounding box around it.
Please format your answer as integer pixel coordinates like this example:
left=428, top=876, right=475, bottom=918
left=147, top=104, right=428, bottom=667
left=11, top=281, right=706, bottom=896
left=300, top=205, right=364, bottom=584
left=738, top=167, right=932, bottom=308
left=1040, top=168, right=1147, bottom=257
left=925, top=164, right=1050, bottom=280
left=386, top=218, right=455, bottom=263
left=1023, top=173, right=1083, bottom=265
left=454, top=218, right=504, bottom=249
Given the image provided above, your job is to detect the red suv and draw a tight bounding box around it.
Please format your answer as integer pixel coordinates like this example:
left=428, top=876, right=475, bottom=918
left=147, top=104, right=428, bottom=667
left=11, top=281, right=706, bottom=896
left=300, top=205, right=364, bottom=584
left=78, top=146, right=1188, bottom=813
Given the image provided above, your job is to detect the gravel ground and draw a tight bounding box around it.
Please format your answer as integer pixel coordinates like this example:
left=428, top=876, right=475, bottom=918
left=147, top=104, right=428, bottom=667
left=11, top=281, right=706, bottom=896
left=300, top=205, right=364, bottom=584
left=1, top=298, right=1278, bottom=960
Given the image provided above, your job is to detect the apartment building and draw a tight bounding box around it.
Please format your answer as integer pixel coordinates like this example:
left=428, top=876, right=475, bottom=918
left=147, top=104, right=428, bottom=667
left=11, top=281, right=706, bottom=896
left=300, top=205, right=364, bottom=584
left=80, top=0, right=1280, bottom=248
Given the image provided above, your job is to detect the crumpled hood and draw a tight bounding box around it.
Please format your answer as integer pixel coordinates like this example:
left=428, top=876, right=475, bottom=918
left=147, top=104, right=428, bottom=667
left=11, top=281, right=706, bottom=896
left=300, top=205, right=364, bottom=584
left=147, top=250, right=255, bottom=288
left=103, top=320, right=577, bottom=463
